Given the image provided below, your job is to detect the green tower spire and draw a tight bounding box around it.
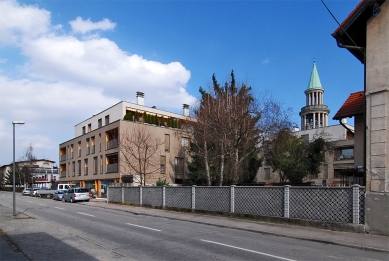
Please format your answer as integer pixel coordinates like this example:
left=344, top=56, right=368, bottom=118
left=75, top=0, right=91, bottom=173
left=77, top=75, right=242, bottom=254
left=307, top=61, right=323, bottom=89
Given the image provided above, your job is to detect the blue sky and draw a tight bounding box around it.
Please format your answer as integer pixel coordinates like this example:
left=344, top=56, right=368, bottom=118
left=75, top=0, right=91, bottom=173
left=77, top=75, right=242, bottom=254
left=0, top=0, right=363, bottom=166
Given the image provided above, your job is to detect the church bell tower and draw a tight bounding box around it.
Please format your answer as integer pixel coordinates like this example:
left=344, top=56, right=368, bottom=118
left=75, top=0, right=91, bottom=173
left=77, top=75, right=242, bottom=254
left=299, top=61, right=330, bottom=130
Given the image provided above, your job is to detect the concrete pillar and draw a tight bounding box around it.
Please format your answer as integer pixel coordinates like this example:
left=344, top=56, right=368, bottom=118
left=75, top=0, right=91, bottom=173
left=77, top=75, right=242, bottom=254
left=191, top=185, right=196, bottom=212
left=284, top=185, right=290, bottom=218
left=313, top=113, right=316, bottom=128
left=230, top=185, right=236, bottom=213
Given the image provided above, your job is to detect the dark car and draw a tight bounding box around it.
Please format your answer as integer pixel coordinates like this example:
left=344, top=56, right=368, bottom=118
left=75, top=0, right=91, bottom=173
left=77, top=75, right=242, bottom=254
left=52, top=190, right=66, bottom=201
left=62, top=188, right=89, bottom=203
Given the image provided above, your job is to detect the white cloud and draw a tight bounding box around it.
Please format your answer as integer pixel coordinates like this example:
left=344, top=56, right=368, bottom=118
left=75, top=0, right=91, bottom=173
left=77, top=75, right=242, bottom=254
left=262, top=57, right=272, bottom=64
left=0, top=0, right=51, bottom=45
left=69, top=17, right=116, bottom=34
left=0, top=0, right=195, bottom=165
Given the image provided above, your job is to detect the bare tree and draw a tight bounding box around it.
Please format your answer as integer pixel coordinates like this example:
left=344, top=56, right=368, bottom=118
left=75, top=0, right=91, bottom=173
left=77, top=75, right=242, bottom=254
left=18, top=144, right=37, bottom=186
left=119, top=125, right=165, bottom=186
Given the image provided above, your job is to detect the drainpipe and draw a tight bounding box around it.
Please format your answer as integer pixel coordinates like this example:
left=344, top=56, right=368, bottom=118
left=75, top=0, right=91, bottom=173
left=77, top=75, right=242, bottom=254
left=338, top=118, right=354, bottom=135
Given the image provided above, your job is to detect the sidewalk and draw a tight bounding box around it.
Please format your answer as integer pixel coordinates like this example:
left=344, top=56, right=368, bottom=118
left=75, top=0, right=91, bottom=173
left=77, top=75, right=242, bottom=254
left=85, top=198, right=389, bottom=253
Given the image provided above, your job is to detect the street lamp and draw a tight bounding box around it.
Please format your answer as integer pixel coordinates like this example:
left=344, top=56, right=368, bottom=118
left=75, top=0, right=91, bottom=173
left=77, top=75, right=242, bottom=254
left=12, top=120, right=25, bottom=216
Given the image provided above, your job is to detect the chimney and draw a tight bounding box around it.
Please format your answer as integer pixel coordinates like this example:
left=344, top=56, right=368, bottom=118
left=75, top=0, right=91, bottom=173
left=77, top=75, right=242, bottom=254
left=341, top=118, right=347, bottom=124
left=183, top=104, right=189, bottom=116
left=136, top=92, right=144, bottom=105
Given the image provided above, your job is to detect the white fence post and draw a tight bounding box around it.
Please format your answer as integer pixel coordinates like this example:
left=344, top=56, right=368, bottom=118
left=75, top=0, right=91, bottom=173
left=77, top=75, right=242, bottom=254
left=191, top=185, right=196, bottom=212
left=284, top=185, right=290, bottom=218
left=230, top=185, right=236, bottom=213
left=122, top=186, right=124, bottom=203
left=162, top=186, right=166, bottom=209
left=139, top=186, right=143, bottom=206
left=352, top=184, right=360, bottom=224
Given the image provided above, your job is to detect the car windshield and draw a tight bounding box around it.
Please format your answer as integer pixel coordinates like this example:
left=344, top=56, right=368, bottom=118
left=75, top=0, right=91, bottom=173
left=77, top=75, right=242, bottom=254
left=57, top=191, right=64, bottom=194
left=75, top=188, right=89, bottom=193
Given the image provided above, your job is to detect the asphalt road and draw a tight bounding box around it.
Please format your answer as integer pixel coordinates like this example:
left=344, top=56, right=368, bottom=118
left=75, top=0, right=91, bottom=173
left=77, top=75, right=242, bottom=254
left=0, top=192, right=387, bottom=261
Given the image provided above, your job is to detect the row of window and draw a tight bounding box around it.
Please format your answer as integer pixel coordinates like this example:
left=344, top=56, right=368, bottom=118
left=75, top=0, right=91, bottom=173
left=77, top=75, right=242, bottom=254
left=82, top=115, right=110, bottom=135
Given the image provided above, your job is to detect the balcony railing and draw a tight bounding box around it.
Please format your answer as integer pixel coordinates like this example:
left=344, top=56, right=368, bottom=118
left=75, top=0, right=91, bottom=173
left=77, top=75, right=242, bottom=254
left=78, top=150, right=81, bottom=157
left=106, top=163, right=118, bottom=173
left=60, top=154, right=66, bottom=161
left=107, top=139, right=118, bottom=150
left=71, top=152, right=74, bottom=159
left=86, top=147, right=90, bottom=155
left=91, top=145, right=95, bottom=154
left=61, top=171, right=66, bottom=178
left=85, top=167, right=88, bottom=176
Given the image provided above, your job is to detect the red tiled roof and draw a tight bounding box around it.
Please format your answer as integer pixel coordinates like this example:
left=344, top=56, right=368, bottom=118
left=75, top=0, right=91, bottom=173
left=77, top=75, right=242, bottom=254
left=333, top=91, right=365, bottom=120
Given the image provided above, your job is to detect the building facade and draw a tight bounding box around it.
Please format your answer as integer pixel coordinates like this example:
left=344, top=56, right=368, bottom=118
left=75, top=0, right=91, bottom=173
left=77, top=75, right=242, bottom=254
left=0, top=159, right=58, bottom=189
left=332, top=0, right=388, bottom=235
left=59, top=93, right=191, bottom=197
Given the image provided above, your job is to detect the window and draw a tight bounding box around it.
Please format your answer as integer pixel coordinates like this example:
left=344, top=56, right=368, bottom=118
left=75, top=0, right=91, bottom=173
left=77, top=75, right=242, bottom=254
left=264, top=168, right=270, bottom=180
left=335, top=147, right=354, bottom=161
left=72, top=161, right=75, bottom=177
left=70, top=144, right=74, bottom=159
left=105, top=115, right=110, bottom=125
left=78, top=141, right=81, bottom=157
left=165, top=134, right=170, bottom=151
left=68, top=162, right=70, bottom=177
left=93, top=157, right=98, bottom=174
left=174, top=157, right=184, bottom=174
left=86, top=138, right=90, bottom=155
left=160, top=156, right=166, bottom=174
left=301, top=134, right=309, bottom=143
left=99, top=134, right=102, bottom=152
left=91, top=136, right=95, bottom=154
left=98, top=118, right=102, bottom=128
left=100, top=155, right=103, bottom=174
left=88, top=123, right=91, bottom=133
left=181, top=137, right=189, bottom=151
left=77, top=160, right=81, bottom=175
left=84, top=159, right=88, bottom=176
left=82, top=126, right=86, bottom=135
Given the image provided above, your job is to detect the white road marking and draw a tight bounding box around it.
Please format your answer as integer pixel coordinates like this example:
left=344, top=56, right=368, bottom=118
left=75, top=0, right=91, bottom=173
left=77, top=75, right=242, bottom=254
left=200, top=239, right=297, bottom=261
left=54, top=207, right=65, bottom=210
left=77, top=212, right=95, bottom=217
left=27, top=201, right=34, bottom=203
left=126, top=223, right=161, bottom=232
left=39, top=204, right=47, bottom=206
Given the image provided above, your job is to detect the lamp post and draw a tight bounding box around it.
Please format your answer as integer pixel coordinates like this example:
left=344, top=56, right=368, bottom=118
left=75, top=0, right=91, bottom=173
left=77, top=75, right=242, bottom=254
left=12, top=120, right=25, bottom=216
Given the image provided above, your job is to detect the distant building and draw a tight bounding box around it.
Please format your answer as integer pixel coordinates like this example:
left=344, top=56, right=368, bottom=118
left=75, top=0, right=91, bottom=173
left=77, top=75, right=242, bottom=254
left=0, top=159, right=58, bottom=188
left=59, top=92, right=192, bottom=198
left=257, top=61, right=360, bottom=186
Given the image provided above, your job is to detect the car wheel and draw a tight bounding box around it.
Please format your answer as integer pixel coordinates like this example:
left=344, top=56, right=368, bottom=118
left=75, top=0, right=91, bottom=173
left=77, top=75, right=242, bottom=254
left=70, top=197, right=74, bottom=203
left=62, top=197, right=65, bottom=203
left=85, top=199, right=90, bottom=202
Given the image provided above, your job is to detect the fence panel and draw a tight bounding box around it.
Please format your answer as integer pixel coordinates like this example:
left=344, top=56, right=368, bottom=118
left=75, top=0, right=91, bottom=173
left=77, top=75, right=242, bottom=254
left=195, top=187, right=230, bottom=212
left=124, top=187, right=140, bottom=205
left=142, top=187, right=163, bottom=207
left=290, top=187, right=353, bottom=223
left=235, top=187, right=284, bottom=217
left=359, top=187, right=365, bottom=224
left=165, top=187, right=192, bottom=210
left=108, top=187, right=122, bottom=203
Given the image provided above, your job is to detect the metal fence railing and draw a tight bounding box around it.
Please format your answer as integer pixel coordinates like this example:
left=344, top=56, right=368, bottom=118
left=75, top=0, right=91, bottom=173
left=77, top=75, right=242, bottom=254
left=108, top=185, right=365, bottom=225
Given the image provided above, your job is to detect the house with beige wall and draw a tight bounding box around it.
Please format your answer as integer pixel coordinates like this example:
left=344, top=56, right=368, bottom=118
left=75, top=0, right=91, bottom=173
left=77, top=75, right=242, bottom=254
left=59, top=92, right=192, bottom=197
left=332, top=0, right=388, bottom=235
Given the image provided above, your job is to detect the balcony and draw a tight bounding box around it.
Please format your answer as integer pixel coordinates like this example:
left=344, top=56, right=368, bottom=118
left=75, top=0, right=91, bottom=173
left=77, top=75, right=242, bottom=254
left=60, top=154, right=66, bottom=161
left=107, top=139, right=118, bottom=150
left=106, top=163, right=118, bottom=173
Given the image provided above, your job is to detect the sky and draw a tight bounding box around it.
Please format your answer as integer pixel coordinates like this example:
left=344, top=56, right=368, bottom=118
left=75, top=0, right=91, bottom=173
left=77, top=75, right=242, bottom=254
left=0, top=0, right=364, bottom=167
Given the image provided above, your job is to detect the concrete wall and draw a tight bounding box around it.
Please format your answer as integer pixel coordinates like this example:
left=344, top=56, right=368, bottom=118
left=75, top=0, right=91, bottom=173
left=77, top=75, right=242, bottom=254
left=365, top=0, right=389, bottom=236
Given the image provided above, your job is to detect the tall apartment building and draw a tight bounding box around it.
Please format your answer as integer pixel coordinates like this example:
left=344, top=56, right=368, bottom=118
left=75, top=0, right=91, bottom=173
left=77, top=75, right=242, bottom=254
left=59, top=92, right=191, bottom=197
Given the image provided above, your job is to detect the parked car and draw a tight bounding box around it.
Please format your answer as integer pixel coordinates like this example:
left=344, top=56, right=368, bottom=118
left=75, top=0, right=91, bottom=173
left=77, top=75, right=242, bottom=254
left=29, top=188, right=40, bottom=197
left=62, top=188, right=89, bottom=203
left=52, top=190, right=66, bottom=201
left=22, top=188, right=31, bottom=196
